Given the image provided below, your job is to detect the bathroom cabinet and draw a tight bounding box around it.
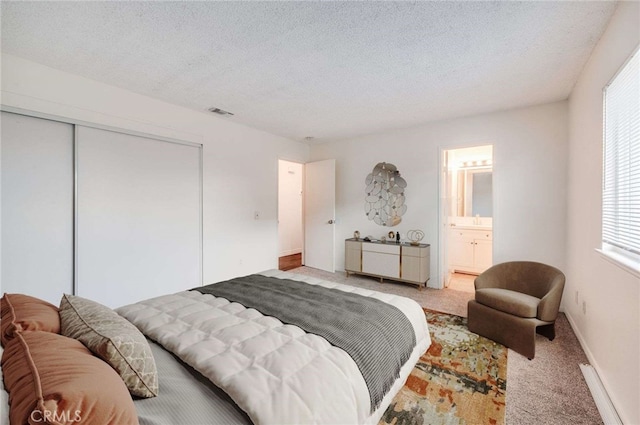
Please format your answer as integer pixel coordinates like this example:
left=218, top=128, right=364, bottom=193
left=448, top=228, right=492, bottom=274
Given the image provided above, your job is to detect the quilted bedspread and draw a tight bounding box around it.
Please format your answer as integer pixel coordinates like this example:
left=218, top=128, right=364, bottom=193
left=116, top=270, right=431, bottom=425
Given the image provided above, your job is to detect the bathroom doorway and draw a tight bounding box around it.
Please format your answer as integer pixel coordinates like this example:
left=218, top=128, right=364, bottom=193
left=440, top=145, right=494, bottom=291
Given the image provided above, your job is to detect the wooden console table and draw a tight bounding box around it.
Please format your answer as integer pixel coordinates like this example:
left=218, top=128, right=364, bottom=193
left=345, top=238, right=430, bottom=289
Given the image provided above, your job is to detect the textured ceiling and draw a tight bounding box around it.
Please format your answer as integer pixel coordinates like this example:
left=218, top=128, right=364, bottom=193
left=1, top=1, right=617, bottom=143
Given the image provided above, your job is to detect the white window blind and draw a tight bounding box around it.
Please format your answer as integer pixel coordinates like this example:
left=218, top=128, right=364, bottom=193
left=602, top=47, right=640, bottom=262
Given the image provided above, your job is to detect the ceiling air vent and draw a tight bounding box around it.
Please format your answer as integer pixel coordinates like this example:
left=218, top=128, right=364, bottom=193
left=208, top=107, right=234, bottom=116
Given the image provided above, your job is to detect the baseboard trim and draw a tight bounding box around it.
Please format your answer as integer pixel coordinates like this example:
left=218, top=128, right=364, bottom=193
left=579, top=364, right=622, bottom=424
left=564, top=311, right=627, bottom=424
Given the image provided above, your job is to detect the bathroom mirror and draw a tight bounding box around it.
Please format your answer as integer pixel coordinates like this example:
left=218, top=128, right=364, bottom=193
left=456, top=169, right=492, bottom=217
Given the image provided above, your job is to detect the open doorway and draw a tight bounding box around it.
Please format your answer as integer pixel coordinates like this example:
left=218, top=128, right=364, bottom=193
left=441, top=145, right=494, bottom=292
left=278, top=158, right=336, bottom=273
left=278, top=160, right=303, bottom=271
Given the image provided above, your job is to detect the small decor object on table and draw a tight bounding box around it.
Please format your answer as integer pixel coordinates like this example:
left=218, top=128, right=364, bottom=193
left=407, top=230, right=425, bottom=246
left=388, top=231, right=395, bottom=240
left=354, top=230, right=360, bottom=240
left=396, top=232, right=401, bottom=243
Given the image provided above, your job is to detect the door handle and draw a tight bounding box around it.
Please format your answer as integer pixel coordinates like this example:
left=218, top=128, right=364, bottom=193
left=328, top=219, right=335, bottom=224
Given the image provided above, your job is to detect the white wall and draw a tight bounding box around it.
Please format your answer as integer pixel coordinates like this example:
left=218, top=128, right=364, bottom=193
left=278, top=160, right=303, bottom=257
left=0, top=54, right=310, bottom=296
left=310, top=101, right=568, bottom=288
left=565, top=2, right=639, bottom=424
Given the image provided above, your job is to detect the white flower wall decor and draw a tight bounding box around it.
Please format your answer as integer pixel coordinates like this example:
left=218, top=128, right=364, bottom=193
left=364, top=162, right=407, bottom=227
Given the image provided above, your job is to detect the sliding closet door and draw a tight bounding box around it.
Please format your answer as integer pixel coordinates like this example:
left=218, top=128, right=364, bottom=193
left=76, top=126, right=201, bottom=308
left=1, top=112, right=74, bottom=303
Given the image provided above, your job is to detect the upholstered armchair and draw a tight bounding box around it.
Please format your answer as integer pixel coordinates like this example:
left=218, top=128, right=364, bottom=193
left=467, top=261, right=565, bottom=359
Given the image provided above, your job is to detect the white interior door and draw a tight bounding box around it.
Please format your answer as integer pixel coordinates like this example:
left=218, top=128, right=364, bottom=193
left=304, top=159, right=335, bottom=272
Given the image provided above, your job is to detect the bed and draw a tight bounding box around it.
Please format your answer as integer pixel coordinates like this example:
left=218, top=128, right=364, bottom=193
left=1, top=269, right=431, bottom=425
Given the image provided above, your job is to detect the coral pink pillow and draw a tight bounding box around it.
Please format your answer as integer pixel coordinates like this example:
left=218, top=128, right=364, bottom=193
left=1, top=293, right=60, bottom=347
left=1, top=331, right=139, bottom=425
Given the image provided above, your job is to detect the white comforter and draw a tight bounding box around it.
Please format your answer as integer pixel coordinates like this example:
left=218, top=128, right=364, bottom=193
left=116, top=270, right=431, bottom=425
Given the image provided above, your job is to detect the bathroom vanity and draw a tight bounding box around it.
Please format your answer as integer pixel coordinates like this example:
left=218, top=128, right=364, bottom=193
left=448, top=226, right=493, bottom=275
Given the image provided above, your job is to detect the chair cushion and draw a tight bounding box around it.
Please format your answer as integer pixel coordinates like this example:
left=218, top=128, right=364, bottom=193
left=475, top=288, right=540, bottom=318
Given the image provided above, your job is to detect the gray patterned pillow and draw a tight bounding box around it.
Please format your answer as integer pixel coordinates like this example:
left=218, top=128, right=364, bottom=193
left=59, top=294, right=158, bottom=398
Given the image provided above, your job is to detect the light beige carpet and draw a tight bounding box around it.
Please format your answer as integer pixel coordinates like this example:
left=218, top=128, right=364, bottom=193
left=291, top=266, right=602, bottom=425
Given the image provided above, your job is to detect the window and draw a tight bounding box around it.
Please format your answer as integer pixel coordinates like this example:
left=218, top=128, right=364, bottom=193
left=602, top=46, right=640, bottom=272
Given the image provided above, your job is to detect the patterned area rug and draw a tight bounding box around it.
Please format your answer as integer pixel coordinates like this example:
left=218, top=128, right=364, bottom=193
left=380, top=309, right=507, bottom=425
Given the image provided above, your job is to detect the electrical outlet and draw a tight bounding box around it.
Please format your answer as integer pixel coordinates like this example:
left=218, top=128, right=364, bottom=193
left=582, top=301, right=587, bottom=315
left=575, top=290, right=579, bottom=305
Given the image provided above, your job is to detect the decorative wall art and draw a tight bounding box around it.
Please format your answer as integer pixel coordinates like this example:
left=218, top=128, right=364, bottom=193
left=365, top=162, right=407, bottom=227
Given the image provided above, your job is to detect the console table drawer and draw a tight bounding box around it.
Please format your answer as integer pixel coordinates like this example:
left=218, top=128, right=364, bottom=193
left=362, top=251, right=400, bottom=278
left=402, top=245, right=428, bottom=258
left=362, top=243, right=400, bottom=255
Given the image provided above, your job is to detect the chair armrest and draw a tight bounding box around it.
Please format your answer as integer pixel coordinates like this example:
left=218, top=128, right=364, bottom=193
left=537, top=274, right=565, bottom=322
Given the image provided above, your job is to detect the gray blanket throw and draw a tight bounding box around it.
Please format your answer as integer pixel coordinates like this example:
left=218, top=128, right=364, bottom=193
left=193, top=274, right=416, bottom=412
